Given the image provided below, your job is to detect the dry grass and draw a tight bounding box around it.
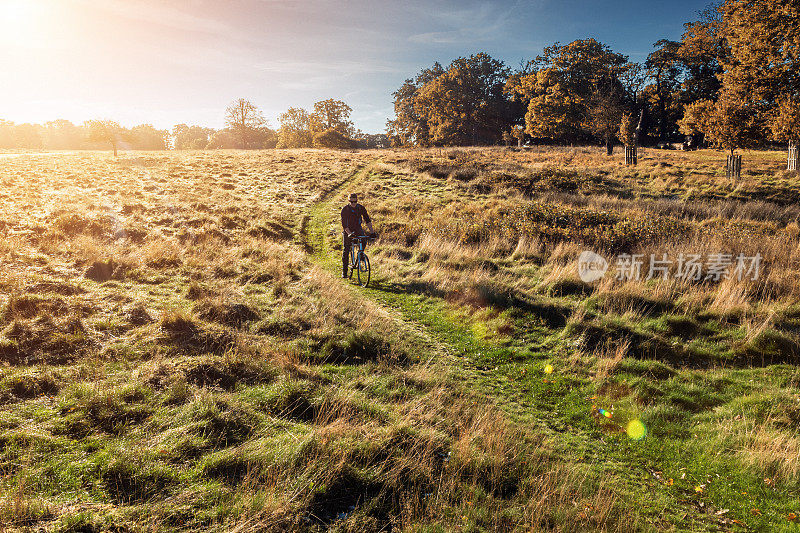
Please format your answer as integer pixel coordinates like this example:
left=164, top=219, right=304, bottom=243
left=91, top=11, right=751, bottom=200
left=2, top=146, right=798, bottom=531
left=1, top=148, right=645, bottom=532
left=716, top=403, right=800, bottom=484
left=369, top=146, right=800, bottom=347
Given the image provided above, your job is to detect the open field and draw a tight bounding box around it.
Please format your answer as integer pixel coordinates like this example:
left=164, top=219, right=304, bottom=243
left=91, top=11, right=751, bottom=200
left=1, top=147, right=800, bottom=531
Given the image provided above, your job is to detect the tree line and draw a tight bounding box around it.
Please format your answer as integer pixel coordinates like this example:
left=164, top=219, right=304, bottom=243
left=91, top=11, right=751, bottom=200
left=0, top=98, right=389, bottom=153
left=2, top=0, right=794, bottom=158
left=0, top=120, right=171, bottom=152
left=388, top=0, right=800, bottom=158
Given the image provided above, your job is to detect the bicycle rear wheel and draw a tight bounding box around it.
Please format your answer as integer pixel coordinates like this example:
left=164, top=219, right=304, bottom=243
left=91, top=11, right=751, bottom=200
left=356, top=253, right=370, bottom=287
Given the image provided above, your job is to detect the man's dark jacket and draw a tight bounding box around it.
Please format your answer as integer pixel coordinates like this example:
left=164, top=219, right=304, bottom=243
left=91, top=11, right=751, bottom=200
left=341, top=203, right=371, bottom=234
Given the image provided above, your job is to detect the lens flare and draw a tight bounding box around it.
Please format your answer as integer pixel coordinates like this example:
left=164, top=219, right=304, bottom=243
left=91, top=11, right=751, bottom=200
left=598, top=408, right=613, bottom=418
left=544, top=364, right=553, bottom=374
left=626, top=419, right=647, bottom=440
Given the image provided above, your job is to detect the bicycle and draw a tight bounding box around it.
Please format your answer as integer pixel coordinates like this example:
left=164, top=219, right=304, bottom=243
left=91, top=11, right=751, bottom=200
left=347, top=234, right=375, bottom=287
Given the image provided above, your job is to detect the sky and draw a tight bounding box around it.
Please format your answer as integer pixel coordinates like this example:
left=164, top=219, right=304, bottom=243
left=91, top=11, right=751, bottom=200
left=0, top=0, right=712, bottom=134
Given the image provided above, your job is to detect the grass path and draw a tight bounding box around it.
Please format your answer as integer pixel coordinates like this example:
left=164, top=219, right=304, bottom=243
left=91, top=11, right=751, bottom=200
left=300, top=164, right=779, bottom=531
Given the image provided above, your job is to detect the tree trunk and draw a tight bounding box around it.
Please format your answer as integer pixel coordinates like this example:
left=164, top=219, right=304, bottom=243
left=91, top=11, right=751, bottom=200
left=789, top=141, right=799, bottom=171
left=112, top=142, right=117, bottom=157
left=626, top=109, right=644, bottom=166
left=606, top=136, right=613, bottom=156
left=634, top=109, right=644, bottom=146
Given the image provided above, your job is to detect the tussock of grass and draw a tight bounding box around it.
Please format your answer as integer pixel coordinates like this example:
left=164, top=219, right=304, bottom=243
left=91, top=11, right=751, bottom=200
left=192, top=297, right=260, bottom=328
left=2, top=315, right=94, bottom=365
left=159, top=309, right=236, bottom=354
left=53, top=382, right=154, bottom=436
left=141, top=353, right=279, bottom=392
left=0, top=368, right=59, bottom=403
left=304, top=330, right=395, bottom=366
left=246, top=219, right=294, bottom=241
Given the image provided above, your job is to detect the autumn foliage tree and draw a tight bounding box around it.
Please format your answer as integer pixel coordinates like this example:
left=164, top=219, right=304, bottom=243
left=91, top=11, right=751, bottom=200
left=720, top=0, right=799, bottom=107
left=128, top=124, right=169, bottom=150
left=312, top=128, right=358, bottom=149
left=387, top=63, right=444, bottom=146
left=507, top=39, right=633, bottom=148
left=43, top=120, right=83, bottom=150
left=415, top=53, right=510, bottom=145
left=173, top=124, right=215, bottom=150
left=772, top=98, right=800, bottom=147
left=771, top=98, right=800, bottom=169
left=721, top=0, right=800, bottom=159
left=618, top=113, right=637, bottom=147
left=678, top=5, right=727, bottom=104
left=277, top=107, right=313, bottom=148
left=679, top=94, right=761, bottom=155
left=309, top=99, right=354, bottom=137
left=388, top=54, right=510, bottom=146
left=511, top=68, right=584, bottom=141
left=587, top=90, right=624, bottom=155
left=277, top=101, right=357, bottom=149
left=644, top=40, right=684, bottom=143
left=706, top=97, right=761, bottom=155
left=678, top=99, right=715, bottom=140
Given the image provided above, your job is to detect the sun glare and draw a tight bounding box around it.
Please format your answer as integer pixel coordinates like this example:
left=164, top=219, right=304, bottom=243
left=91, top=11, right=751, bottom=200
left=0, top=0, right=43, bottom=44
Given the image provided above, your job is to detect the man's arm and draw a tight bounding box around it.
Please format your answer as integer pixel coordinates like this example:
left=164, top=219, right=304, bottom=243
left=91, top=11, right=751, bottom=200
left=341, top=207, right=352, bottom=236
left=361, top=205, right=374, bottom=234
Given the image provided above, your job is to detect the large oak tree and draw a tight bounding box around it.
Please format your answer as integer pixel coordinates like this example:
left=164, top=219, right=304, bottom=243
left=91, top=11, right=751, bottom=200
left=388, top=54, right=509, bottom=146
left=309, top=99, right=355, bottom=137
left=508, top=39, right=633, bottom=148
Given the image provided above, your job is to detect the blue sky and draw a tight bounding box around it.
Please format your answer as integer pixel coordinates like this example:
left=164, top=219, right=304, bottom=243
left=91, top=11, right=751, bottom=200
left=0, top=0, right=712, bottom=134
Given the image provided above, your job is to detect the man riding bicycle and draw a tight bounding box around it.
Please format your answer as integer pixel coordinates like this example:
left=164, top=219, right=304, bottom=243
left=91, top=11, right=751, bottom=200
left=341, top=192, right=374, bottom=278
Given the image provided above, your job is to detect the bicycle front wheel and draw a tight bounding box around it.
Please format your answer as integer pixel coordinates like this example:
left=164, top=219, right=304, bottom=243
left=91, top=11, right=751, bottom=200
left=349, top=246, right=357, bottom=279
left=356, top=253, right=370, bottom=287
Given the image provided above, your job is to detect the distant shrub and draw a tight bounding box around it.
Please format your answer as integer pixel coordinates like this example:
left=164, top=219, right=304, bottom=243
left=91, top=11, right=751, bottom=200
left=205, top=129, right=238, bottom=149
left=312, top=129, right=358, bottom=149
left=277, top=129, right=313, bottom=148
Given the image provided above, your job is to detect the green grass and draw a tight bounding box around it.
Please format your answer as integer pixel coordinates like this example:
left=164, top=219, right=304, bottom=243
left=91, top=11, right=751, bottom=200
left=304, top=162, right=800, bottom=531
left=3, top=148, right=800, bottom=531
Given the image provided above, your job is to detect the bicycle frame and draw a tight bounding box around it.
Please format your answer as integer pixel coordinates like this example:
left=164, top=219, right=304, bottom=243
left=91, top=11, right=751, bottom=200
left=349, top=238, right=365, bottom=268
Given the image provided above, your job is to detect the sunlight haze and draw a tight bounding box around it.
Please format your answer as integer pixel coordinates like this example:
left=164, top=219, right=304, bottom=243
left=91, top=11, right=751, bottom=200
left=1, top=0, right=709, bottom=132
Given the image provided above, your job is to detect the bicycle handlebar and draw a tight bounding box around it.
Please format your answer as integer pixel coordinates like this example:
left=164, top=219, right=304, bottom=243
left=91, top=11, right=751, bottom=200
left=350, top=234, right=377, bottom=241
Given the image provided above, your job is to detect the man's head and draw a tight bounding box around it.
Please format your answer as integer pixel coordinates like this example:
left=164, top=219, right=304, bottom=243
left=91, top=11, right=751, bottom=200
left=348, top=193, right=358, bottom=205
